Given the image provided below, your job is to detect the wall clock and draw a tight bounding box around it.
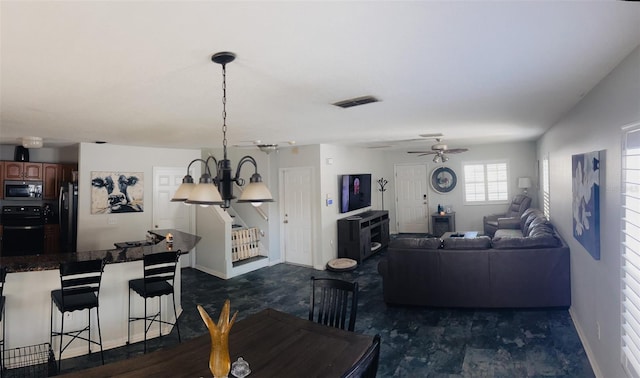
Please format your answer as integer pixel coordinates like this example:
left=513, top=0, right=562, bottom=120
left=430, top=167, right=457, bottom=193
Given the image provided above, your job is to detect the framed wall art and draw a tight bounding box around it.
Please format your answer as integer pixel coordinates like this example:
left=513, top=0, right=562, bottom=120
left=572, top=150, right=603, bottom=260
left=431, top=167, right=457, bottom=193
left=91, top=171, right=144, bottom=214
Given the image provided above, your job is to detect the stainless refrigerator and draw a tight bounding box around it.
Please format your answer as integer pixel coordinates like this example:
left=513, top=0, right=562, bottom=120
left=59, top=181, right=78, bottom=252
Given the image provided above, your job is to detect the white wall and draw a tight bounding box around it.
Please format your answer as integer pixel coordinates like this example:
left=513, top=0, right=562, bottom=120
left=381, top=141, right=537, bottom=233
left=537, top=46, right=640, bottom=378
left=77, top=142, right=200, bottom=251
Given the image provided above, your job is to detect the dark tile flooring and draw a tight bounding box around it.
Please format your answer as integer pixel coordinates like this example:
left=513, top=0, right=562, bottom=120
left=60, top=250, right=594, bottom=377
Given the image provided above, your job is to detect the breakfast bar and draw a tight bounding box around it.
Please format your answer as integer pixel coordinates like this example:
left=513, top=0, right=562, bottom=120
left=0, top=229, right=200, bottom=360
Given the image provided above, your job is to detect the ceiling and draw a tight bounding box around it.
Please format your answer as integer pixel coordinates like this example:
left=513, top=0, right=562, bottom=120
left=1, top=1, right=639, bottom=151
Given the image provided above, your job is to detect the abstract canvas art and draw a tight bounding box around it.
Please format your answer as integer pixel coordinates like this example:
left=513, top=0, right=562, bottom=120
left=572, top=150, right=602, bottom=260
left=91, top=171, right=144, bottom=214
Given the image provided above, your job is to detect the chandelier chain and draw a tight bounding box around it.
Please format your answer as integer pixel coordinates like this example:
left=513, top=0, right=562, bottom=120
left=221, top=63, right=228, bottom=156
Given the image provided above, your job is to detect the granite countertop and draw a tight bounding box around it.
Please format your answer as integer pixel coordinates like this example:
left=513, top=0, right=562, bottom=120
left=1, top=229, right=201, bottom=273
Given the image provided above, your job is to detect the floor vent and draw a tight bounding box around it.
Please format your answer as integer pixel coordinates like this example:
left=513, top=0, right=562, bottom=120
left=333, top=95, right=380, bottom=108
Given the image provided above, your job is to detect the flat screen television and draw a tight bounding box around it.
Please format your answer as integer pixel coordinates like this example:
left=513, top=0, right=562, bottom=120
left=340, top=174, right=372, bottom=213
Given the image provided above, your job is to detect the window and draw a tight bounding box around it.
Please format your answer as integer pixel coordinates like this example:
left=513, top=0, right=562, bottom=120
left=542, top=157, right=550, bottom=219
left=622, top=125, right=640, bottom=378
left=463, top=161, right=508, bottom=203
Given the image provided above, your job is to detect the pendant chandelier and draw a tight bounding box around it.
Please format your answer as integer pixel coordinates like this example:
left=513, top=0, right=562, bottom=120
left=172, top=52, right=274, bottom=209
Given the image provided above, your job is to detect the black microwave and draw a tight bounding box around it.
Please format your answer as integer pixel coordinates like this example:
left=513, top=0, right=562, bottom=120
left=4, top=181, right=43, bottom=200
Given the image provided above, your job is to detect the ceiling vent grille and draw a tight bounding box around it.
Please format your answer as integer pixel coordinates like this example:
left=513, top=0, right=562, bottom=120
left=332, top=95, right=379, bottom=109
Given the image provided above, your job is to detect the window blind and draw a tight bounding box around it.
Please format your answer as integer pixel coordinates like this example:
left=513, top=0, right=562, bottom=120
left=543, top=158, right=550, bottom=219
left=622, top=126, right=640, bottom=378
left=463, top=162, right=508, bottom=203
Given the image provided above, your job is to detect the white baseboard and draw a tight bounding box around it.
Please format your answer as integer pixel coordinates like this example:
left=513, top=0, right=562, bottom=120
left=569, top=306, right=603, bottom=378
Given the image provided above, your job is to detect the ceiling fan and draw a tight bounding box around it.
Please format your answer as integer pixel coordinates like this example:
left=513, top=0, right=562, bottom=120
left=407, top=138, right=469, bottom=163
left=233, top=140, right=296, bottom=154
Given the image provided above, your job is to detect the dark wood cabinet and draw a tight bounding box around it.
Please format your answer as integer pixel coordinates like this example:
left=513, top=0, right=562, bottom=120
left=43, top=163, right=60, bottom=199
left=44, top=224, right=60, bottom=254
left=4, top=162, right=43, bottom=180
left=337, top=210, right=390, bottom=263
left=61, top=163, right=77, bottom=183
left=0, top=162, right=3, bottom=199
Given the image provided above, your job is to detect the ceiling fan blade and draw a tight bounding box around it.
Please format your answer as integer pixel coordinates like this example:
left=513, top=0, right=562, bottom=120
left=444, top=148, right=469, bottom=154
left=408, top=151, right=437, bottom=155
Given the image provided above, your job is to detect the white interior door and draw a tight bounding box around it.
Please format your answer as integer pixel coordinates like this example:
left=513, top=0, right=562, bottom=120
left=395, top=163, right=429, bottom=233
left=153, top=167, right=195, bottom=268
left=281, top=167, right=313, bottom=266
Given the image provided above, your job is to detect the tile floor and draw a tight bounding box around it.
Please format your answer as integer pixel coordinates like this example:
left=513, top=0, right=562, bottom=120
left=58, top=249, right=594, bottom=377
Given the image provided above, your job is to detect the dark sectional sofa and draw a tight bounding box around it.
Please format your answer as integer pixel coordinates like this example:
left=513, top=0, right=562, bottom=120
left=378, top=208, right=571, bottom=308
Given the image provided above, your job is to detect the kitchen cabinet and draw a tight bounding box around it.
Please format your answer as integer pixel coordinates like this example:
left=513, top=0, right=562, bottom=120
left=43, top=163, right=60, bottom=200
left=61, top=164, right=77, bottom=183
left=4, top=162, right=42, bottom=180
left=44, top=224, right=60, bottom=254
left=0, top=161, right=4, bottom=199
left=42, top=163, right=77, bottom=200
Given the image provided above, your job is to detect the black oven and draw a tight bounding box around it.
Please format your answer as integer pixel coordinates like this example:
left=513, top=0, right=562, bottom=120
left=4, top=181, right=43, bottom=200
left=1, top=206, right=45, bottom=256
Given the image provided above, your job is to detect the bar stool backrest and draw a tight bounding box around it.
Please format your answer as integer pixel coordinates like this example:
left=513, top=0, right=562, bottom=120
left=143, top=252, right=179, bottom=290
left=59, top=259, right=105, bottom=308
left=0, top=266, right=6, bottom=297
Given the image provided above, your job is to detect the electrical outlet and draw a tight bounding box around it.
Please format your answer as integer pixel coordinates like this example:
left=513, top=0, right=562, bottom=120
left=597, top=321, right=601, bottom=340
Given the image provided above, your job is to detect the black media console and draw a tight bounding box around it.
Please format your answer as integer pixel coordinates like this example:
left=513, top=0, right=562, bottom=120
left=337, top=210, right=390, bottom=263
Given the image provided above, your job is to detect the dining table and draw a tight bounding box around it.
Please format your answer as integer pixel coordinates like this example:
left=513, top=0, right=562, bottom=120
left=60, top=308, right=374, bottom=377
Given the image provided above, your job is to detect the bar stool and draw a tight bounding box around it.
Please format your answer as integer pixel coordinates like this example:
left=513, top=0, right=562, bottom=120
left=0, top=266, right=6, bottom=378
left=50, top=259, right=105, bottom=372
left=128, top=251, right=181, bottom=353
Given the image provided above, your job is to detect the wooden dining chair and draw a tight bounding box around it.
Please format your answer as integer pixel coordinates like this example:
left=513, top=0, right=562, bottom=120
left=341, top=334, right=381, bottom=378
left=309, top=276, right=358, bottom=332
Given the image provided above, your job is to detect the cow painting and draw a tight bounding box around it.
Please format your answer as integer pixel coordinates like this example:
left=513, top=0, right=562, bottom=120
left=91, top=171, right=144, bottom=214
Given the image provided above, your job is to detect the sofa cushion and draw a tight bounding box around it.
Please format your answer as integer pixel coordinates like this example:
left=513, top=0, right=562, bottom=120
left=521, top=208, right=544, bottom=233
left=389, top=237, right=442, bottom=250
left=494, top=229, right=524, bottom=238
left=492, top=235, right=561, bottom=249
left=442, top=236, right=492, bottom=250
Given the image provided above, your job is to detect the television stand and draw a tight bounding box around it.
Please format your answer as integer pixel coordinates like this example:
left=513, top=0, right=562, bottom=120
left=337, top=210, right=390, bottom=263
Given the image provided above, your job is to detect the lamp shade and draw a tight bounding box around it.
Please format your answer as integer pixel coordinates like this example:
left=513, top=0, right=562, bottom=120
left=518, top=177, right=532, bottom=189
left=185, top=183, right=223, bottom=206
left=237, top=173, right=274, bottom=205
left=171, top=182, right=196, bottom=202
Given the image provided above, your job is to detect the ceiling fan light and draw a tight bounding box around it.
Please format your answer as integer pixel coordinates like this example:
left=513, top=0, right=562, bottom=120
left=22, top=136, right=43, bottom=148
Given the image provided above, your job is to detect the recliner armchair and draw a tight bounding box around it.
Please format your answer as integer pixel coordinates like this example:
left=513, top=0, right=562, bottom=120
left=483, top=194, right=532, bottom=237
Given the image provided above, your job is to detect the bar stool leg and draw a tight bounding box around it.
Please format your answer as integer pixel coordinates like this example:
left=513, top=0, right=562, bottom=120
left=96, top=307, right=104, bottom=365
left=127, top=288, right=131, bottom=345
left=172, top=293, right=181, bottom=342
left=143, top=297, right=147, bottom=353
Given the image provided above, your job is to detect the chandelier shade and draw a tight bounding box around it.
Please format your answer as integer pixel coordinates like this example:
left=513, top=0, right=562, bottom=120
left=171, top=52, right=274, bottom=209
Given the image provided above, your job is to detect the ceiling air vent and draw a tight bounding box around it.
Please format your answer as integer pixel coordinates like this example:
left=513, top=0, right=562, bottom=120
left=332, top=95, right=380, bottom=109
